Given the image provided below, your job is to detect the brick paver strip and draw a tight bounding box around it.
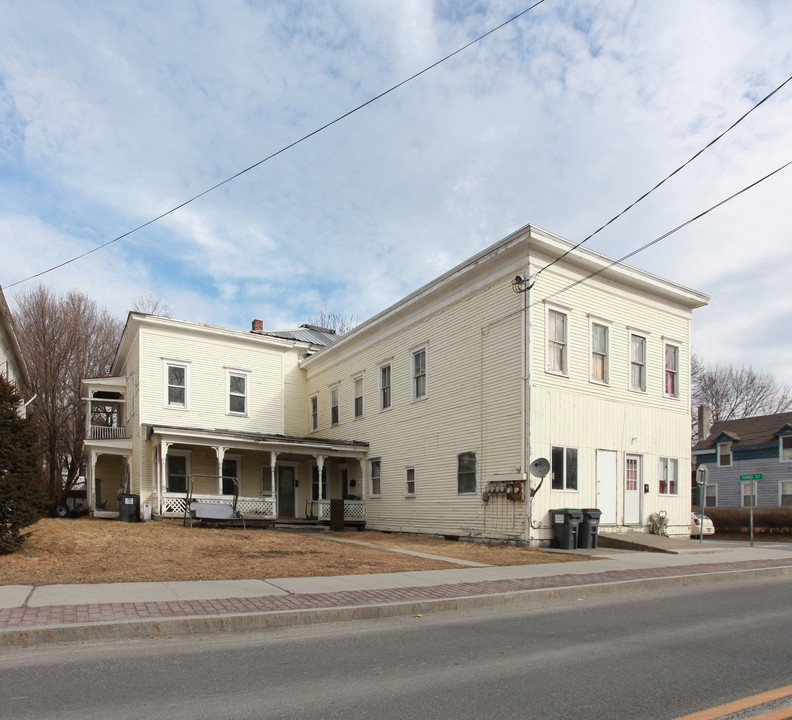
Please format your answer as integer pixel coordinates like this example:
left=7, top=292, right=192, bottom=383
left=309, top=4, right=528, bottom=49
left=1, top=557, right=790, bottom=630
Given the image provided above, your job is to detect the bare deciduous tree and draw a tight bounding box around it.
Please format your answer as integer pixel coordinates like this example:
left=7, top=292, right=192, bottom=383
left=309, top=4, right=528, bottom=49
left=692, top=353, right=792, bottom=441
left=13, top=285, right=123, bottom=502
left=131, top=292, right=174, bottom=317
left=306, top=309, right=359, bottom=335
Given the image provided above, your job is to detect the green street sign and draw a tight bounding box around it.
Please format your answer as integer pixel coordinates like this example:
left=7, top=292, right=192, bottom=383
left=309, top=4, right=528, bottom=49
left=739, top=473, right=763, bottom=482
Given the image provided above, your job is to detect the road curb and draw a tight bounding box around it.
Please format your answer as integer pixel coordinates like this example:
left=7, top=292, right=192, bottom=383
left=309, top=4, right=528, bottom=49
left=3, top=563, right=790, bottom=648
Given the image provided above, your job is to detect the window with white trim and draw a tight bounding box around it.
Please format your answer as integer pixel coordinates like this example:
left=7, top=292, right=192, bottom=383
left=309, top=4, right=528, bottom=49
left=664, top=343, right=679, bottom=398
left=457, top=452, right=477, bottom=494
left=591, top=322, right=609, bottom=384
left=370, top=459, right=381, bottom=497
left=412, top=348, right=427, bottom=401
left=718, top=442, right=732, bottom=467
left=309, top=395, right=318, bottom=432
left=227, top=370, right=248, bottom=416
left=547, top=309, right=568, bottom=375
left=380, top=364, right=392, bottom=411
left=330, top=385, right=339, bottom=426
left=551, top=446, right=578, bottom=491
left=630, top=333, right=646, bottom=391
left=742, top=481, right=756, bottom=507
left=705, top=483, right=717, bottom=507
left=165, top=361, right=189, bottom=409
left=405, top=466, right=416, bottom=496
left=658, top=457, right=678, bottom=495
left=353, top=374, right=364, bottom=419
left=780, top=436, right=792, bottom=462
left=780, top=481, right=792, bottom=506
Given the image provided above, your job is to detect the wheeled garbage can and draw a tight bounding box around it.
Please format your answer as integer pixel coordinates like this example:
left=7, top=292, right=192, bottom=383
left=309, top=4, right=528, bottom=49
left=578, top=508, right=602, bottom=548
left=117, top=493, right=140, bottom=522
left=550, top=509, right=582, bottom=549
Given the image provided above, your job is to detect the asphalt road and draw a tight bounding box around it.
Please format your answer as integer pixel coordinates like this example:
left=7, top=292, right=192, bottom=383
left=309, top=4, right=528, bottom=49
left=1, top=577, right=790, bottom=720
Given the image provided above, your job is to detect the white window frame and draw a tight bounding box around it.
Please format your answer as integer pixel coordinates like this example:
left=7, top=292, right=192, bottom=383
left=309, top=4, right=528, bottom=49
left=551, top=446, right=578, bottom=491
left=163, top=359, right=190, bottom=410
left=457, top=451, right=477, bottom=495
left=664, top=342, right=680, bottom=398
left=718, top=442, right=732, bottom=467
left=330, top=384, right=340, bottom=426
left=704, top=483, right=717, bottom=507
left=165, top=449, right=191, bottom=493
left=741, top=481, right=756, bottom=508
left=379, top=362, right=392, bottom=411
left=405, top=466, right=416, bottom=497
left=226, top=369, right=249, bottom=416
left=590, top=319, right=609, bottom=385
left=353, top=373, right=364, bottom=419
left=546, top=307, right=569, bottom=376
left=412, top=346, right=427, bottom=402
left=629, top=332, right=647, bottom=392
left=780, top=480, right=792, bottom=506
left=309, top=395, right=318, bottom=432
left=779, top=435, right=792, bottom=463
left=658, top=457, right=678, bottom=495
left=370, top=458, right=381, bottom=497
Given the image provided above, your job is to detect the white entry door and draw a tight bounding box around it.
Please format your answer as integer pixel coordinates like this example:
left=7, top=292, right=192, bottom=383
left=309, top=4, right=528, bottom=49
left=624, top=454, right=642, bottom=525
left=596, top=450, right=618, bottom=524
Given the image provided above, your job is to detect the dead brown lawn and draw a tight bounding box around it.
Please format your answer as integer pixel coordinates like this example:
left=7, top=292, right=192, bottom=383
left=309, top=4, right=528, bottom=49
left=1, top=518, right=582, bottom=586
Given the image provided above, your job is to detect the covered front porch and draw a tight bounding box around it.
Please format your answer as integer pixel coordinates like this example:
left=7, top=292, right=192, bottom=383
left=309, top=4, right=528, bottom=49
left=147, top=424, right=369, bottom=526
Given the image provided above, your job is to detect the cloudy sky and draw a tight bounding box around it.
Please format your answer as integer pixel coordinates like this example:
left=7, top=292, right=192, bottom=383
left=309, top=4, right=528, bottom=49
left=1, top=1, right=791, bottom=381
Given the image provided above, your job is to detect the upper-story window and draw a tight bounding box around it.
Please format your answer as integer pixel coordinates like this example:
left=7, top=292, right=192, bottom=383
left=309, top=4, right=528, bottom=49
left=664, top=343, right=679, bottom=398
left=330, top=385, right=339, bottom=426
left=310, top=395, right=318, bottom=432
left=380, top=363, right=392, bottom=411
left=164, top=360, right=189, bottom=409
left=718, top=442, right=732, bottom=467
left=630, top=333, right=647, bottom=392
left=591, top=322, right=609, bottom=384
left=780, top=436, right=792, bottom=462
left=412, top=348, right=427, bottom=401
left=353, top=374, right=364, bottom=419
left=547, top=309, right=568, bottom=375
left=227, top=370, right=248, bottom=416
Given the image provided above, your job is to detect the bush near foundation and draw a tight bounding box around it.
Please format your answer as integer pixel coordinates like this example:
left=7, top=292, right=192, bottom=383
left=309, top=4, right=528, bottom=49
left=695, top=506, right=792, bottom=534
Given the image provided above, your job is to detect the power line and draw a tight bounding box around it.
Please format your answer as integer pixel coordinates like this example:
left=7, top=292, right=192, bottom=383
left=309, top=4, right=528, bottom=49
left=6, top=1, right=548, bottom=289
left=533, top=160, right=792, bottom=307
left=530, top=73, right=792, bottom=284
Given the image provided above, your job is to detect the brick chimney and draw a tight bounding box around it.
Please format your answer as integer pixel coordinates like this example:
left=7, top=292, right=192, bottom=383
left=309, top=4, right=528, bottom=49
left=251, top=319, right=263, bottom=332
left=697, top=405, right=711, bottom=441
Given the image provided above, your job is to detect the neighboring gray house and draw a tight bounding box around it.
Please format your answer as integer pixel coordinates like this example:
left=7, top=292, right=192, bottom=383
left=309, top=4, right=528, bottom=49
left=692, top=408, right=792, bottom=507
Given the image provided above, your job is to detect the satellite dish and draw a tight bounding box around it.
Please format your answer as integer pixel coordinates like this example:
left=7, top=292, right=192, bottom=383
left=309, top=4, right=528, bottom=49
left=529, top=457, right=550, bottom=479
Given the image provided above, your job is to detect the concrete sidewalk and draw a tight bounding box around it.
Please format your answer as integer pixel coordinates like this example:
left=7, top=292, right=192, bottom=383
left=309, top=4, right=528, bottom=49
left=2, top=542, right=791, bottom=647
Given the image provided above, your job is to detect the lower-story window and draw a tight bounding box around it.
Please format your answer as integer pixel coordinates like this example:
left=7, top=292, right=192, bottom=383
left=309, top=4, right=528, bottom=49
left=405, top=466, right=416, bottom=496
left=781, top=481, right=792, bottom=506
left=457, top=452, right=477, bottom=494
left=705, top=484, right=717, bottom=507
left=658, top=458, right=678, bottom=495
left=742, top=482, right=756, bottom=507
left=167, top=453, right=189, bottom=493
left=370, top=459, right=381, bottom=496
left=551, top=446, right=578, bottom=491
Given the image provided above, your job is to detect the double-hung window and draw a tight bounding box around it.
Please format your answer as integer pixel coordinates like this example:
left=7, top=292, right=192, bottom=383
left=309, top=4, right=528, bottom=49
left=780, top=436, right=792, bottom=462
left=457, top=452, right=477, bottom=494
left=164, top=361, right=189, bottom=409
left=551, top=446, right=578, bottom=491
left=780, top=481, right=792, bottom=505
left=227, top=370, right=248, bottom=416
left=718, top=442, right=732, bottom=467
left=380, top=364, right=392, bottom=411
left=309, top=395, right=318, bottom=432
left=658, top=457, right=678, bottom=495
left=547, top=309, right=568, bottom=375
left=353, top=374, right=364, bottom=419
left=405, top=467, right=416, bottom=496
left=412, top=348, right=427, bottom=401
left=630, top=333, right=647, bottom=391
left=370, top=459, right=381, bottom=497
left=664, top=344, right=679, bottom=398
left=330, top=385, right=339, bottom=426
left=591, top=322, right=609, bottom=383
left=742, top=481, right=756, bottom=508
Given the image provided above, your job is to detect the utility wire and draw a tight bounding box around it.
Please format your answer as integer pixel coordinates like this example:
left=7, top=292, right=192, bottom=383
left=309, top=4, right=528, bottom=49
left=533, top=160, right=792, bottom=307
left=530, top=73, right=792, bottom=284
left=6, top=1, right=547, bottom=289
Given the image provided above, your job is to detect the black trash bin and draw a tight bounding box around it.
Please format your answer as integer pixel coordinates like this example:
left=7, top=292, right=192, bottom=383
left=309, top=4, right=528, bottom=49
left=117, top=493, right=140, bottom=522
left=330, top=498, right=345, bottom=531
left=578, top=508, right=602, bottom=548
left=550, top=509, right=582, bottom=549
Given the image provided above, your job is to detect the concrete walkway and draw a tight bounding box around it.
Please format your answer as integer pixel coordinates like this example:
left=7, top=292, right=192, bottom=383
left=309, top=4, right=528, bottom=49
left=2, top=541, right=791, bottom=647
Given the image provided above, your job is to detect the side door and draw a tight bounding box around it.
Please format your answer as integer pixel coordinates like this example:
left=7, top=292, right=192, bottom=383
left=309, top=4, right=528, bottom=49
left=624, top=454, right=642, bottom=525
left=277, top=466, right=296, bottom=517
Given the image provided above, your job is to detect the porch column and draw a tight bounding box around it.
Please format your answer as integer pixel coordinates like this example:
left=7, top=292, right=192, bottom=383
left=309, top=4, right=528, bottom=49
left=87, top=449, right=97, bottom=510
left=315, top=456, right=326, bottom=501
left=270, top=451, right=279, bottom=517
left=214, top=446, right=228, bottom=494
left=159, top=440, right=171, bottom=515
left=358, top=457, right=366, bottom=502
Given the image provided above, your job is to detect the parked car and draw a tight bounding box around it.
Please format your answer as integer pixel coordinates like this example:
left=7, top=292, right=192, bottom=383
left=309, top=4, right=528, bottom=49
left=690, top=512, right=715, bottom=537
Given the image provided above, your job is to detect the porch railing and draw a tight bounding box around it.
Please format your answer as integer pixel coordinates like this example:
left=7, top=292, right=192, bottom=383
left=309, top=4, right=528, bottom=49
left=161, top=492, right=276, bottom=519
left=317, top=499, right=366, bottom=522
left=89, top=425, right=130, bottom=440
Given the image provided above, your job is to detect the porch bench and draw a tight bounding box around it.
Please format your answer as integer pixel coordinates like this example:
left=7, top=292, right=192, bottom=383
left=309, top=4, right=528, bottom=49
left=188, top=500, right=245, bottom=528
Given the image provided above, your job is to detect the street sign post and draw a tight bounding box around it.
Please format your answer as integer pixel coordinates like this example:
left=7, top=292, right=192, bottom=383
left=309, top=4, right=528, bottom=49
left=739, top=474, right=762, bottom=546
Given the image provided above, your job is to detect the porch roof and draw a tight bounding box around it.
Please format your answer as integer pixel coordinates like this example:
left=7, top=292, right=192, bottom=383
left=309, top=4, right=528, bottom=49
left=144, top=423, right=368, bottom=457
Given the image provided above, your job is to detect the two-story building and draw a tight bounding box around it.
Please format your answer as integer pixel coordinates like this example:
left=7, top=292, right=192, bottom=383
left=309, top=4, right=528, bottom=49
left=0, top=284, right=30, bottom=399
left=83, top=224, right=708, bottom=541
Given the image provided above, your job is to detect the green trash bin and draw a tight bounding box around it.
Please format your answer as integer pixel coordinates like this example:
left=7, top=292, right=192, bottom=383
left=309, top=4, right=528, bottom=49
left=550, top=509, right=582, bottom=549
left=578, top=508, right=602, bottom=548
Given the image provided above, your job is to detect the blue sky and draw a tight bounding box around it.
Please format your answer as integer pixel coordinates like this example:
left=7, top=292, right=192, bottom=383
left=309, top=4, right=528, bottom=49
left=1, top=0, right=791, bottom=381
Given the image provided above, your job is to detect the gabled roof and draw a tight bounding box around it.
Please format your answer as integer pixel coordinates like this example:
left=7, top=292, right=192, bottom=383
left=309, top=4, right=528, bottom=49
left=255, top=324, right=339, bottom=347
left=693, top=411, right=792, bottom=452
left=0, top=284, right=29, bottom=386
